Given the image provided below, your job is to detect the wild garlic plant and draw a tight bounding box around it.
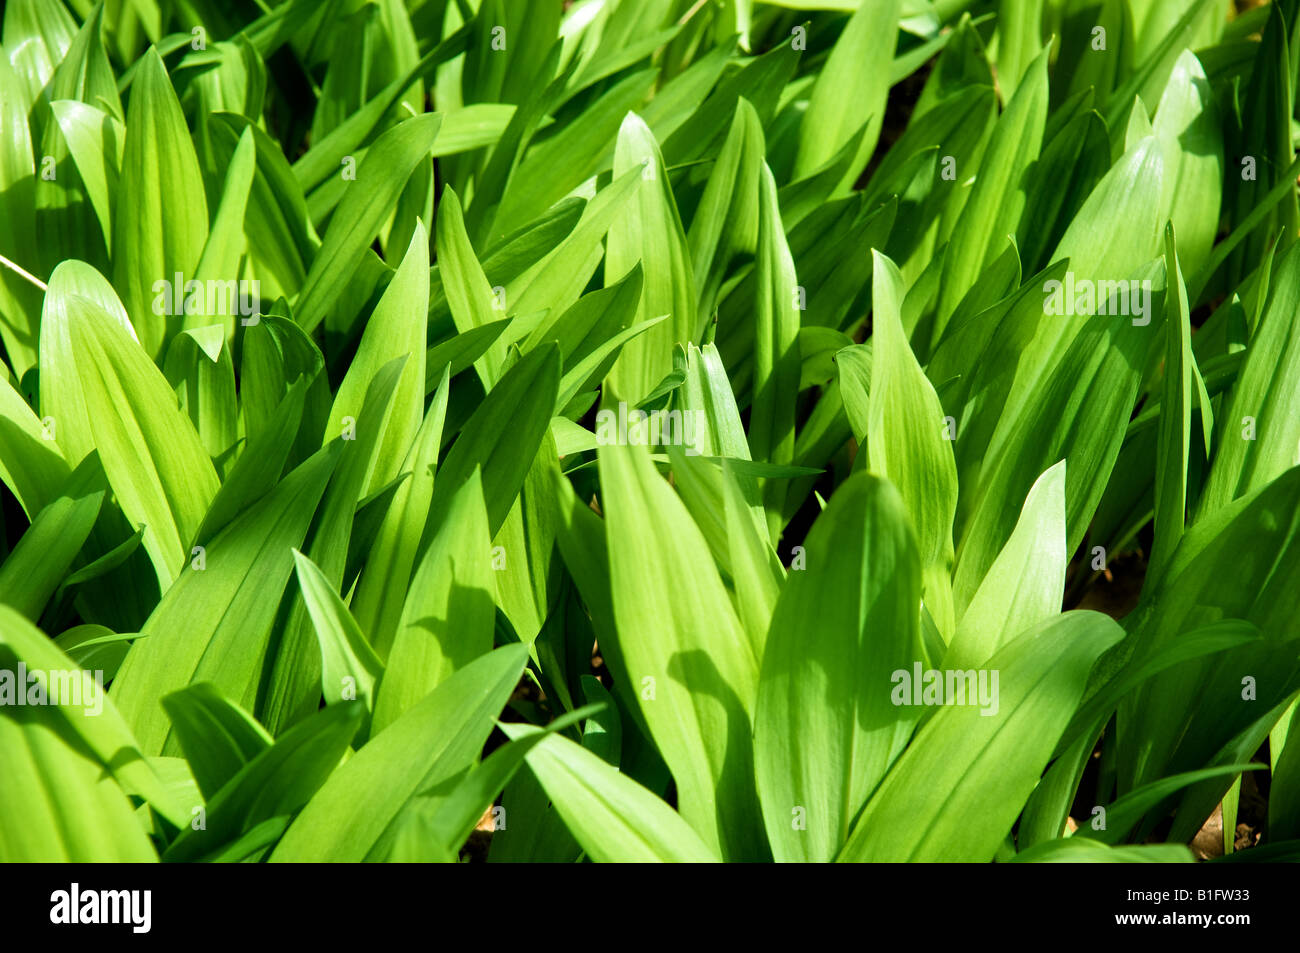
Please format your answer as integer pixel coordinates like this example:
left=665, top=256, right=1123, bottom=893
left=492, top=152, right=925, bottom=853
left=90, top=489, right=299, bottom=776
left=0, top=0, right=1298, bottom=864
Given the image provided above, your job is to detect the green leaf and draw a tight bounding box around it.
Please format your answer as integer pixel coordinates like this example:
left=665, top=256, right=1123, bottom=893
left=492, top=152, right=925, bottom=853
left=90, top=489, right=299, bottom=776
left=372, top=470, right=495, bottom=732
left=326, top=219, right=430, bottom=497
left=112, top=46, right=209, bottom=358
left=260, top=359, right=407, bottom=734
left=351, top=366, right=450, bottom=654
left=867, top=251, right=957, bottom=637
left=54, top=294, right=219, bottom=588
left=1198, top=240, right=1300, bottom=517
left=0, top=603, right=185, bottom=831
left=269, top=644, right=528, bottom=862
left=427, top=342, right=560, bottom=540
left=1149, top=223, right=1191, bottom=584
left=944, top=460, right=1066, bottom=672
left=162, top=326, right=238, bottom=468
left=508, top=168, right=641, bottom=320
left=1080, top=763, right=1264, bottom=846
left=160, top=682, right=273, bottom=801
left=720, top=458, right=783, bottom=652
left=47, top=100, right=125, bottom=257
left=294, top=112, right=442, bottom=333
left=0, top=703, right=157, bottom=861
left=598, top=439, right=764, bottom=860
left=838, top=612, right=1124, bottom=862
left=292, top=550, right=384, bottom=719
left=0, top=456, right=104, bottom=620
left=498, top=68, right=658, bottom=227
left=749, top=163, right=801, bottom=540
left=0, top=47, right=42, bottom=377
left=604, top=113, right=696, bottom=404
left=111, top=444, right=340, bottom=756
left=435, top=187, right=507, bottom=386
left=1151, top=50, right=1222, bottom=277
left=687, top=98, right=763, bottom=319
left=384, top=703, right=600, bottom=861
left=188, top=125, right=256, bottom=339
left=501, top=722, right=719, bottom=863
left=794, top=0, right=901, bottom=186
left=954, top=257, right=1162, bottom=615
left=1010, top=840, right=1194, bottom=863
left=754, top=472, right=923, bottom=862
left=164, top=700, right=363, bottom=861
left=935, top=45, right=1048, bottom=338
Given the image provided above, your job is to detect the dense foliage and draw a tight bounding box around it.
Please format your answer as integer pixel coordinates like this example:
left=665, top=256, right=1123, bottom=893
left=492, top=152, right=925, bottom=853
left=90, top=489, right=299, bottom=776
left=1, top=0, right=1299, bottom=863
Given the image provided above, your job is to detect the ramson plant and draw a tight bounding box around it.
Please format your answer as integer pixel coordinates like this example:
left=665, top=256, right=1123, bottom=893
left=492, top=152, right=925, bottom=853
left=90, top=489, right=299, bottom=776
left=1, top=0, right=1299, bottom=863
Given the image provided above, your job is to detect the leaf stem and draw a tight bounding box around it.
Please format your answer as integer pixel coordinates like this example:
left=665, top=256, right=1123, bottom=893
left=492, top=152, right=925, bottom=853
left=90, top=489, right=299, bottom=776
left=0, top=252, right=47, bottom=292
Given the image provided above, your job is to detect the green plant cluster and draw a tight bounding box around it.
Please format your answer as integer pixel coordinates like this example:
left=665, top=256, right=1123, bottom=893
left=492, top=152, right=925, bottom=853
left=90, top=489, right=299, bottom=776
left=1, top=0, right=1299, bottom=863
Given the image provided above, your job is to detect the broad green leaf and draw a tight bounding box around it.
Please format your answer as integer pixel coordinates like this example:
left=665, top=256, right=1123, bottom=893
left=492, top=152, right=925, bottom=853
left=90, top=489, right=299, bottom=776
left=721, top=458, right=783, bottom=652
left=3, top=0, right=76, bottom=102
left=954, top=256, right=1162, bottom=614
left=164, top=700, right=363, bottom=862
left=944, top=460, right=1066, bottom=671
left=500, top=724, right=719, bottom=863
left=0, top=603, right=185, bottom=830
left=754, top=472, right=923, bottom=862
left=867, top=251, right=957, bottom=637
left=195, top=380, right=305, bottom=543
left=0, top=708, right=156, bottom=862
left=427, top=343, right=560, bottom=540
left=0, top=371, right=71, bottom=519
left=326, top=219, right=430, bottom=497
left=47, top=99, right=125, bottom=258
left=162, top=326, right=239, bottom=468
left=1198, top=240, right=1300, bottom=517
left=838, top=612, right=1124, bottom=862
left=0, top=457, right=103, bottom=619
left=508, top=168, right=640, bottom=320
left=351, top=367, right=450, bottom=654
left=160, top=682, right=273, bottom=800
left=1010, top=840, right=1194, bottom=863
left=435, top=188, right=506, bottom=386
left=292, top=550, right=384, bottom=718
left=260, top=360, right=407, bottom=734
left=294, top=112, right=441, bottom=333
left=498, top=67, right=658, bottom=227
left=1151, top=50, right=1222, bottom=277
left=385, top=704, right=599, bottom=861
left=1080, top=763, right=1264, bottom=846
left=112, top=46, right=209, bottom=358
left=604, top=112, right=696, bottom=404
left=58, top=295, right=219, bottom=588
left=793, top=0, right=901, bottom=186
left=598, top=440, right=764, bottom=860
left=270, top=644, right=528, bottom=862
left=1119, top=468, right=1300, bottom=796
left=935, top=45, right=1048, bottom=338
left=0, top=47, right=42, bottom=377
left=111, top=444, right=340, bottom=756
left=39, top=259, right=132, bottom=467
left=188, top=125, right=256, bottom=338
left=372, top=470, right=495, bottom=732
left=687, top=97, right=763, bottom=319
